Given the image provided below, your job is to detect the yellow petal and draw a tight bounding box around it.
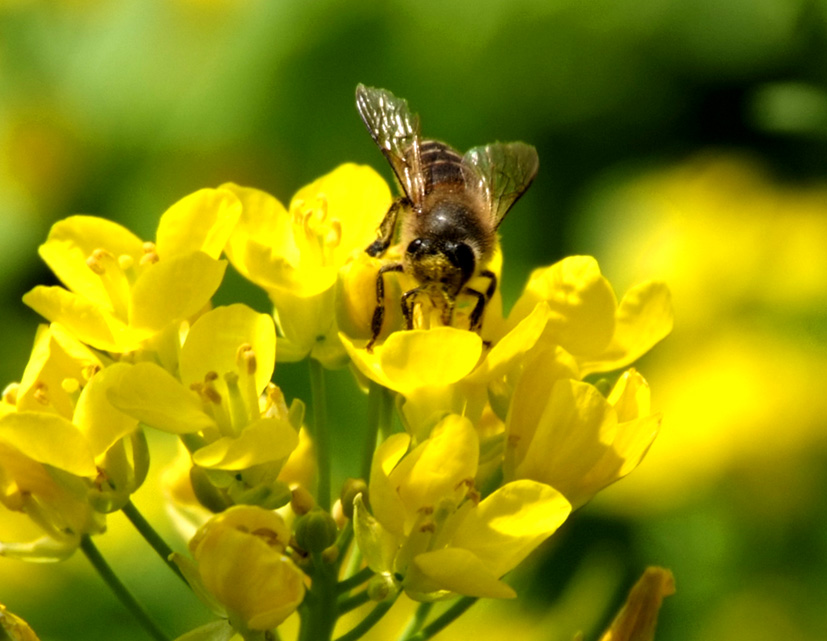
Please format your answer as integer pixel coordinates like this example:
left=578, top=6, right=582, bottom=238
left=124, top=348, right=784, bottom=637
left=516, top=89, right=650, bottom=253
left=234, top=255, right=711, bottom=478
left=579, top=281, right=674, bottom=376
left=192, top=418, right=299, bottom=470
left=510, top=256, right=616, bottom=356
left=290, top=163, right=392, bottom=257
left=391, top=415, right=478, bottom=530
left=270, top=286, right=345, bottom=367
left=155, top=188, right=242, bottom=260
left=37, top=216, right=144, bottom=310
left=450, top=480, right=571, bottom=577
left=467, top=301, right=550, bottom=383
left=107, top=362, right=216, bottom=434
left=0, top=412, right=96, bottom=477
left=180, top=304, right=276, bottom=396
left=512, top=379, right=616, bottom=508
left=379, top=328, right=483, bottom=394
left=369, top=433, right=411, bottom=536
left=23, top=286, right=140, bottom=353
left=130, top=252, right=227, bottom=332
left=221, top=183, right=298, bottom=282
left=408, top=547, right=516, bottom=599
left=16, top=323, right=102, bottom=418
left=73, top=363, right=140, bottom=457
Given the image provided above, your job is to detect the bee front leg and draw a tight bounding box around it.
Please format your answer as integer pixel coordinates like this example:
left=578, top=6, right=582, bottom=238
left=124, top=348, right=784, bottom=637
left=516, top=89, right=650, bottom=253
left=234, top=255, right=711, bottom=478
left=401, top=287, right=424, bottom=330
left=367, top=262, right=404, bottom=353
left=366, top=197, right=408, bottom=257
left=464, top=288, right=487, bottom=332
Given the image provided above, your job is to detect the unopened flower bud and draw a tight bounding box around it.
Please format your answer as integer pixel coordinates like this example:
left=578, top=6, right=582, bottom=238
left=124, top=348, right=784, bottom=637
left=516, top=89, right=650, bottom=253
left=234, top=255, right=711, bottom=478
left=291, top=486, right=315, bottom=515
left=340, top=478, right=368, bottom=519
left=294, top=508, right=338, bottom=554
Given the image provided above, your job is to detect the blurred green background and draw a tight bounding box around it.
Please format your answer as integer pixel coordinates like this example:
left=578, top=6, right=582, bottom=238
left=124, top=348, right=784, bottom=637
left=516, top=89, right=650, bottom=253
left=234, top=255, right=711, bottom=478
left=3, top=0, right=827, bottom=640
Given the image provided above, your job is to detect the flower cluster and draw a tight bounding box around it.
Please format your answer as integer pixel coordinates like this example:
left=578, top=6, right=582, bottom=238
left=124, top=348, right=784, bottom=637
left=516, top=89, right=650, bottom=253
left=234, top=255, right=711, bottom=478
left=0, top=162, right=672, bottom=641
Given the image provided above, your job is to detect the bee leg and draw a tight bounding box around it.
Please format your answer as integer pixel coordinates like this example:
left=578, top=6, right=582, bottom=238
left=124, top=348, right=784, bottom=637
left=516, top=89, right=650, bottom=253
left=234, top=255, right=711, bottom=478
left=367, top=262, right=404, bottom=352
left=464, top=270, right=497, bottom=332
left=464, top=288, right=487, bottom=332
left=400, top=287, right=422, bottom=330
left=366, top=197, right=408, bottom=257
left=479, top=270, right=497, bottom=299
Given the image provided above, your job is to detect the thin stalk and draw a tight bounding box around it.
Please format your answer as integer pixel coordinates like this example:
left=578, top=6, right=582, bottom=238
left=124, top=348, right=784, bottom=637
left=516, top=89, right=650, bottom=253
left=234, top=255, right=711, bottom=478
left=309, top=359, right=331, bottom=512
left=406, top=597, right=477, bottom=641
left=396, top=602, right=433, bottom=641
left=80, top=535, right=171, bottom=641
left=362, top=381, right=382, bottom=481
left=333, top=594, right=398, bottom=641
left=337, top=565, right=374, bottom=594
left=337, top=589, right=371, bottom=614
left=121, top=500, right=187, bottom=585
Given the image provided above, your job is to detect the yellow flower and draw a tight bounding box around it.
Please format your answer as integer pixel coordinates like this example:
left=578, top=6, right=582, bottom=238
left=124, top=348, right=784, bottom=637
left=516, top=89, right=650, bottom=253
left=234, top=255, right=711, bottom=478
left=223, top=164, right=392, bottom=367
left=23, top=189, right=239, bottom=353
left=183, top=505, right=305, bottom=632
left=108, top=304, right=301, bottom=510
left=505, top=366, right=661, bottom=510
left=354, top=414, right=571, bottom=601
left=0, top=324, right=148, bottom=560
left=506, top=256, right=673, bottom=376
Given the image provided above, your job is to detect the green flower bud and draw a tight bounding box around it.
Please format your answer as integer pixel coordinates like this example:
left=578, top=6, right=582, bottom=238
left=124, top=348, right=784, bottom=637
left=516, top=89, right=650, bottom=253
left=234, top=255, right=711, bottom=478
left=294, top=508, right=338, bottom=554
left=340, top=478, right=368, bottom=519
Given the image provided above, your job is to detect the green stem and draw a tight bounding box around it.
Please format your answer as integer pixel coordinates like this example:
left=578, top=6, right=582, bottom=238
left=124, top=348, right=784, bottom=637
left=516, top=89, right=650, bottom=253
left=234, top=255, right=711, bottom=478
left=397, top=602, right=433, bottom=641
left=337, top=565, right=374, bottom=594
left=332, top=594, right=398, bottom=641
left=405, top=597, right=477, bottom=641
left=309, top=358, right=331, bottom=512
left=80, top=535, right=171, bottom=641
left=298, top=553, right=338, bottom=641
left=337, top=589, right=372, bottom=614
left=121, top=500, right=187, bottom=585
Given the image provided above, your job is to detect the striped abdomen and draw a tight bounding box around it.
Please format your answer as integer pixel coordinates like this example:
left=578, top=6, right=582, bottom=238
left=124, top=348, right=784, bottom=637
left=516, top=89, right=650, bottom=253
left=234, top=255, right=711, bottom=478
left=420, top=140, right=467, bottom=193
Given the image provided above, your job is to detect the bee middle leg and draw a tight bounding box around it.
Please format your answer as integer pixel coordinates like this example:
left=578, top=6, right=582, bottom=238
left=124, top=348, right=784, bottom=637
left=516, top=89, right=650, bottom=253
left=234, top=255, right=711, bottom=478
left=464, top=270, right=497, bottom=332
left=367, top=262, right=404, bottom=352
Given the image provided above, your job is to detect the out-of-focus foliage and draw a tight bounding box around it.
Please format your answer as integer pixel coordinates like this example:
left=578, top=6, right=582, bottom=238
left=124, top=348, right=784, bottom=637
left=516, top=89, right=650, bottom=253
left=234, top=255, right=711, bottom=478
left=2, top=0, right=827, bottom=640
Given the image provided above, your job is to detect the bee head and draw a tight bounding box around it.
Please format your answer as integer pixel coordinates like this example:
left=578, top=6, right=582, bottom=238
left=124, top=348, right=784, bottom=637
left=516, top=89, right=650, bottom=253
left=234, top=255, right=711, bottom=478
left=406, top=237, right=476, bottom=295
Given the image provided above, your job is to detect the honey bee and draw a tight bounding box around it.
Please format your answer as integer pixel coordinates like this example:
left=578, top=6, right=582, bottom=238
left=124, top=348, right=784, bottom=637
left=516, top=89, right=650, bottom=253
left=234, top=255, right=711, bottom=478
left=356, top=84, right=539, bottom=351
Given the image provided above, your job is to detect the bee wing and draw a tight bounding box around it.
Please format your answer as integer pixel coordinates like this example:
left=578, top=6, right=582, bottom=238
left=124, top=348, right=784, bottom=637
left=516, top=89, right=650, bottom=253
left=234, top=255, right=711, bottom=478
left=462, top=142, right=539, bottom=229
left=355, top=84, right=425, bottom=209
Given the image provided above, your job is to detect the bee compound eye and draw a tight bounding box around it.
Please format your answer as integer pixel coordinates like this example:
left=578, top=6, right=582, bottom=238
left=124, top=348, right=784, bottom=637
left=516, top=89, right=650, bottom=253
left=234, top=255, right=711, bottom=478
left=407, top=238, right=425, bottom=255
left=450, top=242, right=475, bottom=276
